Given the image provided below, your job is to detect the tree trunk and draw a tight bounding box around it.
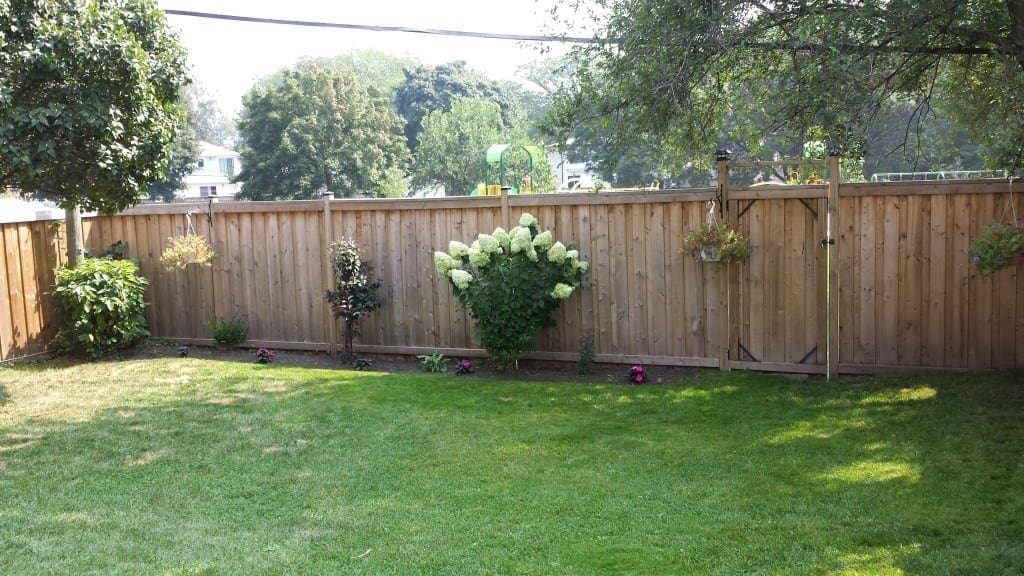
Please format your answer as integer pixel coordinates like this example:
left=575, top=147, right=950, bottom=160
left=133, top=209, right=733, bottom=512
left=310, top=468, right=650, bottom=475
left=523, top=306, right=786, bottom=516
left=64, top=203, right=85, bottom=267
left=1010, top=0, right=1024, bottom=70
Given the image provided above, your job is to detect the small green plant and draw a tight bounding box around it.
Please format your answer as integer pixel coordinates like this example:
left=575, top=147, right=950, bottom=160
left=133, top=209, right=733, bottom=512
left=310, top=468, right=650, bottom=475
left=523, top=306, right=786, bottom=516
left=160, top=234, right=216, bottom=271
left=50, top=257, right=151, bottom=359
left=576, top=329, right=595, bottom=375
left=681, top=224, right=752, bottom=263
left=207, top=317, right=248, bottom=345
left=325, top=238, right=382, bottom=359
left=417, top=353, right=448, bottom=373
left=967, top=221, right=1024, bottom=276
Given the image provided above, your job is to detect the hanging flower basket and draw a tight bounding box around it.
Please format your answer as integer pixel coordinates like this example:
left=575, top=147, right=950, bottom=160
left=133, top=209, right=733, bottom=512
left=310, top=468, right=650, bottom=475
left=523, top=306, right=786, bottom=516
left=160, top=212, right=216, bottom=271
left=681, top=200, right=751, bottom=264
left=967, top=221, right=1024, bottom=276
left=160, top=234, right=216, bottom=271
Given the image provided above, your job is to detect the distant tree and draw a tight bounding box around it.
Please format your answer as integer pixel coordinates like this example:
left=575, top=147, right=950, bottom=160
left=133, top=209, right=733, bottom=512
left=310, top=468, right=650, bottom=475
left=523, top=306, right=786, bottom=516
left=294, top=51, right=421, bottom=106
left=412, top=98, right=504, bottom=196
left=395, top=61, right=522, bottom=151
left=548, top=0, right=1024, bottom=172
left=0, top=0, right=189, bottom=264
left=187, top=83, right=237, bottom=147
left=235, top=65, right=409, bottom=199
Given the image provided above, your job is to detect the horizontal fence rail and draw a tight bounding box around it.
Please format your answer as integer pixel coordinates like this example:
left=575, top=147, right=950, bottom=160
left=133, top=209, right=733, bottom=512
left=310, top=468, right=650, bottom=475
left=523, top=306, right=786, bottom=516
left=2, top=177, right=1021, bottom=373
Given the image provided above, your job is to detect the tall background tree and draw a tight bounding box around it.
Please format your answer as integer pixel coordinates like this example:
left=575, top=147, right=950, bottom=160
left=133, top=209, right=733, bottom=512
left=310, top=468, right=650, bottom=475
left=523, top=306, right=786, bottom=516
left=0, top=0, right=190, bottom=263
left=546, top=0, right=1024, bottom=175
left=396, top=61, right=523, bottom=151
left=234, top=65, right=409, bottom=200
left=412, top=98, right=505, bottom=196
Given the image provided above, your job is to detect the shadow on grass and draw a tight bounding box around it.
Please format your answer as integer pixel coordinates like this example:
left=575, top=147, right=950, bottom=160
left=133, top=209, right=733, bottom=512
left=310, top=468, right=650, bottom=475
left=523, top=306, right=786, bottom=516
left=0, top=364, right=1021, bottom=574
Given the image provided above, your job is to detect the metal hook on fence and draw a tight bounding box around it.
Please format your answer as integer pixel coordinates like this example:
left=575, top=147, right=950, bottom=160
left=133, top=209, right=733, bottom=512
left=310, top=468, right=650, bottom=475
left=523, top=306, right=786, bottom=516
left=185, top=211, right=196, bottom=236
left=706, top=199, right=720, bottom=229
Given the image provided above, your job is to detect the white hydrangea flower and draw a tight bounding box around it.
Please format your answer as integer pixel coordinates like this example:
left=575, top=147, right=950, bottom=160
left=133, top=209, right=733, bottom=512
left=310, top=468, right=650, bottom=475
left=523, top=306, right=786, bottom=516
left=470, top=239, right=480, bottom=251
left=577, top=260, right=590, bottom=273
left=450, top=269, right=473, bottom=290
left=551, top=283, right=574, bottom=300
left=469, top=247, right=490, bottom=268
left=448, top=241, right=470, bottom=259
left=519, top=212, right=538, bottom=228
left=527, top=247, right=538, bottom=262
left=566, top=249, right=579, bottom=261
left=434, top=251, right=457, bottom=278
left=510, top=227, right=533, bottom=254
left=492, top=227, right=510, bottom=251
left=477, top=234, right=501, bottom=255
left=547, top=241, right=567, bottom=264
left=532, top=230, right=553, bottom=251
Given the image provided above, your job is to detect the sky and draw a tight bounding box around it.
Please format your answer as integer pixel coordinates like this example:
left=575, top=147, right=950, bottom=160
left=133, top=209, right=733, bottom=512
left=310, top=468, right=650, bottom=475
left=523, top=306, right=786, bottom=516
left=157, top=0, right=596, bottom=114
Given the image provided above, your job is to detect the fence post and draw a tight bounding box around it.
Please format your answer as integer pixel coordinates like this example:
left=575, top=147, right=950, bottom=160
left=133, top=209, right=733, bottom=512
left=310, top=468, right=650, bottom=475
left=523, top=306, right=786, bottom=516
left=500, top=186, right=511, bottom=229
left=826, top=155, right=841, bottom=379
left=321, top=188, right=337, bottom=355
left=716, top=150, right=732, bottom=372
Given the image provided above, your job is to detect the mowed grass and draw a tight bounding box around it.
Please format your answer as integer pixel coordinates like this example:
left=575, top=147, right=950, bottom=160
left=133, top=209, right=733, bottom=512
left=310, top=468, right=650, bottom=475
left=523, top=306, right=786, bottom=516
left=0, top=358, right=1021, bottom=575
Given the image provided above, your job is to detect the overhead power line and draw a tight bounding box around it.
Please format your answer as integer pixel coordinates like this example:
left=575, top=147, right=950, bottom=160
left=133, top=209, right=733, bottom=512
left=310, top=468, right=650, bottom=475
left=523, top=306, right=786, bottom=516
left=163, top=10, right=603, bottom=44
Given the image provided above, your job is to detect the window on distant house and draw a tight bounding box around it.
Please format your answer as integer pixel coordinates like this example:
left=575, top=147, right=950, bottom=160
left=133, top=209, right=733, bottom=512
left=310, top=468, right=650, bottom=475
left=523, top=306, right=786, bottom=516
left=197, top=159, right=205, bottom=169
left=219, top=158, right=234, bottom=175
left=199, top=186, right=218, bottom=197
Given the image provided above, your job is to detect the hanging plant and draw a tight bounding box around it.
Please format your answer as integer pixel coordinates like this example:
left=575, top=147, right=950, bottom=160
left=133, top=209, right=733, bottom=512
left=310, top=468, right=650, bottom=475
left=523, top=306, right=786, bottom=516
left=160, top=212, right=216, bottom=271
left=681, top=200, right=752, bottom=264
left=967, top=221, right=1024, bottom=276
left=967, top=181, right=1023, bottom=276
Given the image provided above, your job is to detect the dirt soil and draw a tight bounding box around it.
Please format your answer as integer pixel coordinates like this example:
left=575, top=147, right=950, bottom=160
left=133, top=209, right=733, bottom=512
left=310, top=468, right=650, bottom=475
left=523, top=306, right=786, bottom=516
left=139, top=342, right=701, bottom=385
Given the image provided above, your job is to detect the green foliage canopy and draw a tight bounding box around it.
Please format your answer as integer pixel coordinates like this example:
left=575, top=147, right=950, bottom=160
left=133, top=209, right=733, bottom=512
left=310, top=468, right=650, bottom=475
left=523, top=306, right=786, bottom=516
left=396, top=61, right=522, bottom=151
left=412, top=98, right=505, bottom=196
left=548, top=0, right=1024, bottom=172
left=0, top=0, right=190, bottom=213
left=235, top=65, right=409, bottom=199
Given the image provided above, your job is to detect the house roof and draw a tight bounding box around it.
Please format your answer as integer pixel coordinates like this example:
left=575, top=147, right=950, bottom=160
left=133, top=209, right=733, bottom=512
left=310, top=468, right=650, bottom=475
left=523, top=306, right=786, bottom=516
left=0, top=197, right=64, bottom=224
left=199, top=141, right=239, bottom=158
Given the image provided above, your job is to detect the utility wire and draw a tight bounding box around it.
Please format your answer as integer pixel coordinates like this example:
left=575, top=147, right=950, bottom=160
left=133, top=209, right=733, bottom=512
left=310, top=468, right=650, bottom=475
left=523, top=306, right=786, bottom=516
left=163, top=9, right=603, bottom=44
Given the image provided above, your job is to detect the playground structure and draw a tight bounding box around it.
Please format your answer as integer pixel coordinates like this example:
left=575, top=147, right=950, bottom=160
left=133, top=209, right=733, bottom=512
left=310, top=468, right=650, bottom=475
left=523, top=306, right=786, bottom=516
left=473, top=144, right=546, bottom=195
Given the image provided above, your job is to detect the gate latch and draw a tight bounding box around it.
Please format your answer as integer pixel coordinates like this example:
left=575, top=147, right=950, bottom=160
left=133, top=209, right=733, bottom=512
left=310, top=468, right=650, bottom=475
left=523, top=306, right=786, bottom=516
left=820, top=238, right=835, bottom=247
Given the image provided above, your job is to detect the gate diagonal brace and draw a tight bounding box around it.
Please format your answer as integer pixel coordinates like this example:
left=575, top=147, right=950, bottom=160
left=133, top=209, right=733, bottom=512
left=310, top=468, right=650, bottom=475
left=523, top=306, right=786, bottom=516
left=737, top=200, right=757, bottom=221
left=796, top=345, right=818, bottom=365
left=798, top=198, right=819, bottom=218
left=737, top=340, right=760, bottom=362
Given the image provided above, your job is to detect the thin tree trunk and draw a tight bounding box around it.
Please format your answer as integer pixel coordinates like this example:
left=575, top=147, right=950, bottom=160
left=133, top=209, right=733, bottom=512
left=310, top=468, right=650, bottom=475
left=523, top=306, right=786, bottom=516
left=64, top=203, right=85, bottom=267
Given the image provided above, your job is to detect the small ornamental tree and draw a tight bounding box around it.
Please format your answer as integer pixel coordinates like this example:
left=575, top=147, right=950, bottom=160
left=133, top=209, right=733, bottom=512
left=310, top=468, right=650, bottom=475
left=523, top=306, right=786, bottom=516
left=325, top=238, right=382, bottom=358
left=434, top=213, right=589, bottom=370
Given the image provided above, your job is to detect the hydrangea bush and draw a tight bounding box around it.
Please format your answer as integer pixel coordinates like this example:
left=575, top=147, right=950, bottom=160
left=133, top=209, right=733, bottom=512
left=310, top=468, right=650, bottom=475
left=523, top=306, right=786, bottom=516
left=435, top=213, right=589, bottom=370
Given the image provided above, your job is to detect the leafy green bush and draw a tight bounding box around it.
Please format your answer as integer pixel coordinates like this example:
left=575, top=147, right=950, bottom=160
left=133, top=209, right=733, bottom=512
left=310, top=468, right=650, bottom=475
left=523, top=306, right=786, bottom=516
left=325, top=238, right=382, bottom=358
left=51, top=258, right=150, bottom=359
left=207, top=317, right=248, bottom=345
left=417, top=352, right=448, bottom=373
left=434, top=212, right=589, bottom=370
left=968, top=221, right=1024, bottom=276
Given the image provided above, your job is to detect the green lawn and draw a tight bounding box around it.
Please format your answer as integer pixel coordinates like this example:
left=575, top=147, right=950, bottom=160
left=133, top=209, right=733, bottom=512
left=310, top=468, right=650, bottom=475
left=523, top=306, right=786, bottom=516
left=0, top=358, right=1021, bottom=575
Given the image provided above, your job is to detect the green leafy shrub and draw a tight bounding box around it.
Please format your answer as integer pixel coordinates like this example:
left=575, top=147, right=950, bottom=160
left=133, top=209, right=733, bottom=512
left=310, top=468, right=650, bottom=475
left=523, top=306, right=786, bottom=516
left=417, top=352, right=448, bottom=373
left=434, top=212, right=589, bottom=370
left=967, top=221, right=1024, bottom=276
left=325, top=238, right=382, bottom=358
left=51, top=258, right=150, bottom=359
left=207, top=317, right=248, bottom=345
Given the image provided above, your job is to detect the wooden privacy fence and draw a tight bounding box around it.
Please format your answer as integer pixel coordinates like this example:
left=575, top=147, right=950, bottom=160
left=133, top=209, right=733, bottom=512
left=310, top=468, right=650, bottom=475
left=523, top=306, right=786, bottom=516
left=2, top=172, right=1022, bottom=374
